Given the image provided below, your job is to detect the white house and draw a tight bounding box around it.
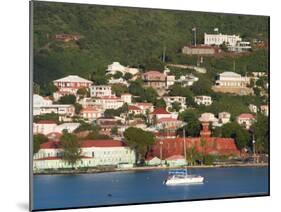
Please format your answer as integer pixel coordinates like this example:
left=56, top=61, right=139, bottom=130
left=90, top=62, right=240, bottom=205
left=106, top=62, right=139, bottom=76
left=121, top=93, right=132, bottom=104
left=33, top=120, right=57, bottom=135
left=166, top=75, right=176, bottom=88
left=108, top=78, right=129, bottom=86
left=215, top=72, right=250, bottom=88
left=90, top=85, right=112, bottom=97
left=145, top=156, right=161, bottom=166
left=37, top=104, right=75, bottom=121
left=54, top=123, right=80, bottom=133
left=33, top=140, right=136, bottom=170
left=163, top=96, right=187, bottom=111
left=165, top=155, right=187, bottom=167
left=218, top=112, right=231, bottom=124
left=178, top=74, right=199, bottom=87
left=194, top=96, right=213, bottom=106
left=80, top=107, right=102, bottom=121
left=260, top=105, right=269, bottom=116
left=53, top=75, right=92, bottom=94
left=236, top=113, right=256, bottom=129
left=33, top=94, right=53, bottom=115
left=95, top=96, right=124, bottom=110
left=204, top=33, right=242, bottom=47
left=249, top=104, right=258, bottom=113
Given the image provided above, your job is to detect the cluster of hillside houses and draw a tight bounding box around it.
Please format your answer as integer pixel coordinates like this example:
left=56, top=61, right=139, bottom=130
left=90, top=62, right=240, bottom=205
left=33, top=31, right=268, bottom=170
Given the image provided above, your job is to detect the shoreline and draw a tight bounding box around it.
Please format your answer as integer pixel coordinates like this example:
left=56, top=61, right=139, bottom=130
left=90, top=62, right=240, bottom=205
left=33, top=163, right=268, bottom=176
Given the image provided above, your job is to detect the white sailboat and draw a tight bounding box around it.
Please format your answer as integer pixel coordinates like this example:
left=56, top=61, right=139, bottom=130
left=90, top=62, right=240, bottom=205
left=164, top=127, right=204, bottom=186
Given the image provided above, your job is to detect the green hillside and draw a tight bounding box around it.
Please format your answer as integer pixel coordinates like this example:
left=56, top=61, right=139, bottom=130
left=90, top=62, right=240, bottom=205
left=32, top=1, right=269, bottom=86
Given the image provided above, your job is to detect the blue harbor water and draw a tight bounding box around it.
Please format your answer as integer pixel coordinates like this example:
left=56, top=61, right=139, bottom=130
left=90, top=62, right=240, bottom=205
left=33, top=167, right=268, bottom=210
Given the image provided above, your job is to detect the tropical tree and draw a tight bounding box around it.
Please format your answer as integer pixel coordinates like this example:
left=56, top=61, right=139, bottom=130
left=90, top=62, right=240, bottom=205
left=252, top=114, right=269, bottom=153
left=58, top=94, right=76, bottom=104
left=61, top=131, right=82, bottom=168
left=33, top=134, right=48, bottom=154
left=124, top=127, right=155, bottom=163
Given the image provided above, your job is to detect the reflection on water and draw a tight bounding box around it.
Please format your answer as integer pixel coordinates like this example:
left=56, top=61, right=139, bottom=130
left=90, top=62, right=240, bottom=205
left=33, top=167, right=268, bottom=210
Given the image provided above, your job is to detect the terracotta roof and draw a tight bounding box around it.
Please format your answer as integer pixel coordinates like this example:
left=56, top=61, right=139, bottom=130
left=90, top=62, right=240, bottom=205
left=81, top=107, right=99, bottom=113
left=35, top=120, right=57, bottom=124
left=238, top=113, right=255, bottom=119
left=40, top=141, right=61, bottom=149
left=128, top=105, right=141, bottom=111
left=157, top=117, right=179, bottom=123
left=151, top=108, right=170, bottom=115
left=166, top=155, right=185, bottom=160
left=81, top=140, right=126, bottom=148
left=98, top=96, right=121, bottom=100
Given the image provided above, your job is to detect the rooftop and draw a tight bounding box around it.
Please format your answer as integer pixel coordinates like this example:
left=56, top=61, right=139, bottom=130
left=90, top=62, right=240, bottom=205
left=151, top=108, right=170, bottom=115
left=54, top=75, right=92, bottom=83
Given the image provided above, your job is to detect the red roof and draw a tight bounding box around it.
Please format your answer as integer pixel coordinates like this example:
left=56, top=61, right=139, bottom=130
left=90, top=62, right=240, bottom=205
left=35, top=120, right=57, bottom=124
left=81, top=140, right=126, bottom=148
left=81, top=107, right=99, bottom=113
left=151, top=108, right=170, bottom=115
left=99, top=96, right=121, bottom=100
left=238, top=113, right=255, bottom=119
left=157, top=117, right=179, bottom=123
left=166, top=155, right=185, bottom=160
left=40, top=141, right=61, bottom=149
left=128, top=105, right=141, bottom=111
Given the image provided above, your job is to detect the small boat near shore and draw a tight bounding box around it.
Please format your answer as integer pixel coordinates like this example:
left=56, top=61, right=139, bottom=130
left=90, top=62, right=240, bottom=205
left=164, top=170, right=204, bottom=185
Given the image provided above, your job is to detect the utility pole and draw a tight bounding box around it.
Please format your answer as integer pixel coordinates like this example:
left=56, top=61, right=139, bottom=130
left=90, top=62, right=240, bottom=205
left=162, top=45, right=166, bottom=63
left=192, top=27, right=197, bottom=46
left=183, top=127, right=186, bottom=160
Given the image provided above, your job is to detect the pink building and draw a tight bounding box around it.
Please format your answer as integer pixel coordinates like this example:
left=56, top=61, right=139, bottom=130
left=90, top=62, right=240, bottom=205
left=236, top=113, right=256, bottom=129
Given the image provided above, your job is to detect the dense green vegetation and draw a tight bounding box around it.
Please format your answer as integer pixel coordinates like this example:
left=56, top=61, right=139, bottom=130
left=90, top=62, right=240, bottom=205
left=33, top=1, right=268, bottom=86
left=124, top=127, right=155, bottom=163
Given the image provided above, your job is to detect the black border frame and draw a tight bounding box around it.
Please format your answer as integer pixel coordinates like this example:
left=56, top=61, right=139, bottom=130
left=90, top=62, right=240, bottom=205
left=29, top=1, right=270, bottom=211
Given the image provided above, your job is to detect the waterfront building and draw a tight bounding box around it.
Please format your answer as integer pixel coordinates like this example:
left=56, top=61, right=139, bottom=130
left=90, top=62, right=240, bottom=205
left=33, top=140, right=136, bottom=170
left=194, top=95, right=213, bottom=106
left=142, top=71, right=166, bottom=89
left=148, top=121, right=240, bottom=160
left=236, top=113, right=256, bottom=129
left=145, top=156, right=161, bottom=166
left=165, top=155, right=187, bottom=167
left=90, top=85, right=112, bottom=97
